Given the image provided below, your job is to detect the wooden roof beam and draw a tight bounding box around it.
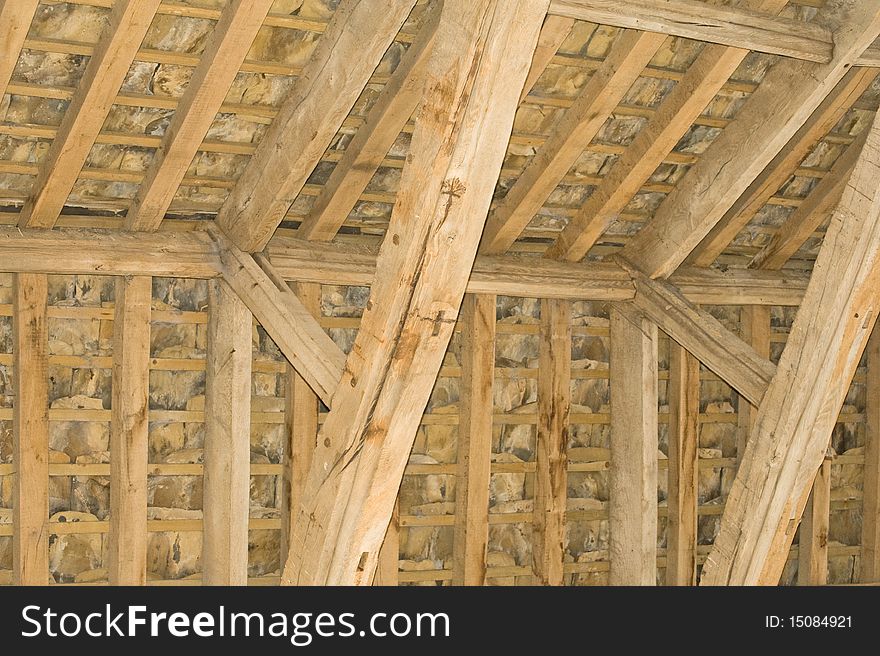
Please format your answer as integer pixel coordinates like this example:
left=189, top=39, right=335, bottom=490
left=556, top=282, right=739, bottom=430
left=619, top=257, right=776, bottom=406
left=688, top=67, right=879, bottom=268
left=621, top=0, right=880, bottom=279
left=17, top=0, right=161, bottom=229
left=546, top=0, right=791, bottom=263
left=701, top=107, right=880, bottom=586
left=748, top=127, right=870, bottom=270
left=548, top=0, right=833, bottom=62
left=520, top=14, right=575, bottom=103
left=207, top=225, right=345, bottom=407
left=296, top=4, right=440, bottom=242
left=125, top=0, right=275, bottom=232
left=479, top=28, right=667, bottom=255
left=216, top=0, right=417, bottom=252
left=0, top=1, right=40, bottom=99
left=282, top=0, right=550, bottom=586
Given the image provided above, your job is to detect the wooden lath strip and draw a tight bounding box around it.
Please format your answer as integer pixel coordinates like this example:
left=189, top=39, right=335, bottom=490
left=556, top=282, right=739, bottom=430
left=12, top=273, right=49, bottom=586
left=17, top=0, right=161, bottom=229
left=548, top=0, right=833, bottom=62
left=479, top=28, right=666, bottom=255
left=296, top=4, right=440, bottom=242
left=0, top=1, right=40, bottom=100
left=282, top=0, right=550, bottom=586
left=748, top=128, right=871, bottom=270
left=689, top=67, right=879, bottom=268
left=125, top=0, right=274, bottom=232
left=108, top=276, right=151, bottom=585
left=216, top=0, right=417, bottom=252
left=622, top=0, right=880, bottom=279
left=546, top=0, right=790, bottom=263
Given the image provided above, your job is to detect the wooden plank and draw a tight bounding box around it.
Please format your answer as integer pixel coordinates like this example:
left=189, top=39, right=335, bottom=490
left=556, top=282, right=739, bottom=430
left=521, top=14, right=575, bottom=102
left=282, top=0, right=549, bottom=586
left=18, top=0, right=161, bottom=228
left=609, top=304, right=658, bottom=585
left=479, top=29, right=667, bottom=255
left=533, top=298, right=571, bottom=585
left=622, top=1, right=880, bottom=279
left=862, top=326, right=880, bottom=582
left=547, top=0, right=833, bottom=62
left=666, top=344, right=699, bottom=585
left=0, top=1, right=41, bottom=99
left=701, top=107, right=880, bottom=586
left=374, top=501, right=400, bottom=586
left=216, top=0, right=417, bottom=252
left=798, top=459, right=831, bottom=585
left=281, top=282, right=321, bottom=565
left=736, top=305, right=771, bottom=465
left=546, top=0, right=790, bottom=262
left=296, top=5, right=440, bottom=242
left=12, top=273, right=49, bottom=586
left=453, top=294, right=496, bottom=586
left=622, top=258, right=775, bottom=406
left=749, top=128, right=871, bottom=270
left=108, top=276, right=151, bottom=585
left=209, top=225, right=345, bottom=406
left=203, top=279, right=252, bottom=586
left=125, top=0, right=274, bottom=231
left=690, top=68, right=879, bottom=267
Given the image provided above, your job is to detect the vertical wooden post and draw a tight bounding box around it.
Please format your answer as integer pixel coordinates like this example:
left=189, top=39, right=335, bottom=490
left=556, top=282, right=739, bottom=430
left=12, top=273, right=49, bottom=585
left=203, top=280, right=252, bottom=585
left=862, top=327, right=880, bottom=581
left=736, top=305, right=770, bottom=464
left=109, top=275, right=151, bottom=585
left=666, top=344, right=700, bottom=585
left=610, top=305, right=658, bottom=585
left=374, top=501, right=400, bottom=586
left=533, top=298, right=570, bottom=585
left=453, top=293, right=495, bottom=586
left=282, top=282, right=321, bottom=561
left=798, top=459, right=831, bottom=585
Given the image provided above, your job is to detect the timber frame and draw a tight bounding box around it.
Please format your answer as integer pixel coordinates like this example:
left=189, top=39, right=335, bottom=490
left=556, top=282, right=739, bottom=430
left=2, top=0, right=880, bottom=586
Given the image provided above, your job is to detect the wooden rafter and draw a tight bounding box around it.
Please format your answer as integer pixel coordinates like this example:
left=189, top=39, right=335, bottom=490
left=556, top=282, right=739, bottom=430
left=862, top=326, right=880, bottom=582
left=282, top=0, right=550, bottom=586
left=18, top=0, right=161, bottom=228
left=701, top=107, right=880, bottom=585
left=215, top=0, right=417, bottom=252
left=748, top=128, right=871, bottom=270
left=125, top=0, right=275, bottom=232
left=208, top=226, right=345, bottom=406
left=622, top=0, right=880, bottom=279
left=520, top=14, right=575, bottom=103
left=0, top=0, right=40, bottom=100
left=0, top=225, right=813, bottom=305
left=296, top=4, right=440, bottom=242
left=479, top=28, right=667, bottom=255
left=546, top=0, right=790, bottom=263
left=797, top=459, right=831, bottom=585
left=547, top=0, right=834, bottom=62
left=690, top=68, right=879, bottom=267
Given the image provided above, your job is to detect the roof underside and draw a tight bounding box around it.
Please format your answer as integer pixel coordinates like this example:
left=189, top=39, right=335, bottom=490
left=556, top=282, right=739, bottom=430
left=0, top=0, right=875, bottom=273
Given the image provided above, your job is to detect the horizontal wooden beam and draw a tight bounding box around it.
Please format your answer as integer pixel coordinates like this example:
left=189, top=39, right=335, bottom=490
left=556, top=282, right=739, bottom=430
left=548, top=0, right=832, bottom=63
left=0, top=226, right=811, bottom=305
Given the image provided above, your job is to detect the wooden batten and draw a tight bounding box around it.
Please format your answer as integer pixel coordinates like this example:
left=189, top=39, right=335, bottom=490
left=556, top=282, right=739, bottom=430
left=12, top=273, right=49, bottom=586
left=610, top=304, right=658, bottom=585
left=666, top=344, right=700, bottom=586
left=108, top=276, right=152, bottom=585
left=533, top=298, right=571, bottom=585
left=203, top=280, right=253, bottom=586
left=453, top=294, right=496, bottom=586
